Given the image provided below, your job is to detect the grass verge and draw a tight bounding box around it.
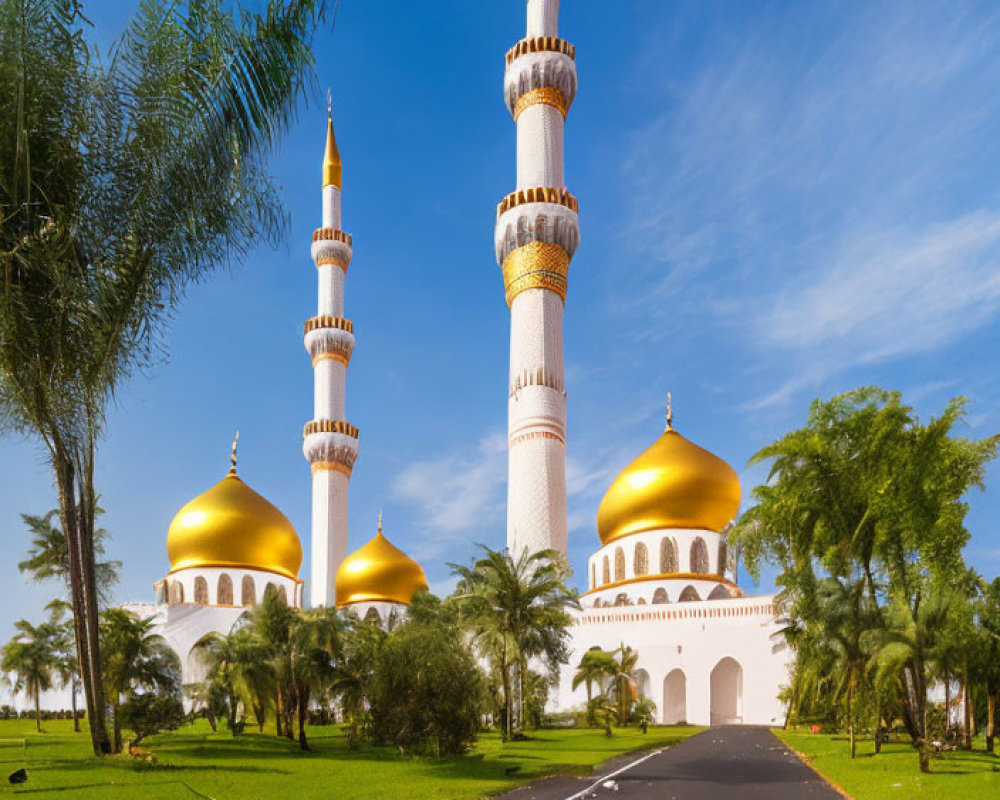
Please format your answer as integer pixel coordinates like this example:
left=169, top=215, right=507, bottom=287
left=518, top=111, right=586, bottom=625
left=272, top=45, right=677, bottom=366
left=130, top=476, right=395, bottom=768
left=0, top=719, right=702, bottom=800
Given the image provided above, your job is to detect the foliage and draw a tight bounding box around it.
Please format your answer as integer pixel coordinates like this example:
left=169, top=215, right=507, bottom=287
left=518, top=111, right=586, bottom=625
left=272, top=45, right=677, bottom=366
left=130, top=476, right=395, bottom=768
left=1, top=612, right=61, bottom=731
left=733, top=388, right=1000, bottom=771
left=370, top=612, right=484, bottom=755
left=0, top=0, right=330, bottom=755
left=119, top=693, right=184, bottom=744
left=450, top=546, right=578, bottom=741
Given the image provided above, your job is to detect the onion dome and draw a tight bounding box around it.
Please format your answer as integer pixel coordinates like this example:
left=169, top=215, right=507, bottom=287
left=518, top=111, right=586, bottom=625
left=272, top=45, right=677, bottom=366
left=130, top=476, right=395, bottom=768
left=335, top=514, right=428, bottom=607
left=166, top=437, right=302, bottom=579
left=596, top=404, right=741, bottom=544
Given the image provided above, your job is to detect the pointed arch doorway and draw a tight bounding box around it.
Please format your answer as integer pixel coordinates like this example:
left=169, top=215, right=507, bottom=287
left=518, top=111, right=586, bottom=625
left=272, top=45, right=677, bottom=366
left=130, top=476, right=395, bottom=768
left=662, top=669, right=686, bottom=724
left=710, top=657, right=743, bottom=724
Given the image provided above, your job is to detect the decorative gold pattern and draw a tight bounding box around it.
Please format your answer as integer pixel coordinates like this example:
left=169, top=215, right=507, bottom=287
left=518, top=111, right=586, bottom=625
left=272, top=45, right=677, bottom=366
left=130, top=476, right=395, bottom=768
left=303, top=419, right=359, bottom=438
left=501, top=241, right=570, bottom=305
left=335, top=518, right=428, bottom=607
left=513, top=87, right=568, bottom=121
left=596, top=424, right=741, bottom=545
left=581, top=572, right=742, bottom=598
left=322, top=115, right=341, bottom=188
left=310, top=460, right=353, bottom=476
left=312, top=228, right=353, bottom=246
left=506, top=36, right=575, bottom=65
left=497, top=185, right=578, bottom=219
left=509, top=430, right=566, bottom=447
left=166, top=472, right=303, bottom=580
left=312, top=352, right=349, bottom=367
left=304, top=315, right=353, bottom=334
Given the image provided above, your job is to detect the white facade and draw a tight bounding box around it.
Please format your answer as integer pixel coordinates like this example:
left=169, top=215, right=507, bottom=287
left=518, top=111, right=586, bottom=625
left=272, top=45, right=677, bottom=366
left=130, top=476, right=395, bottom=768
left=303, top=119, right=359, bottom=608
left=498, top=0, right=580, bottom=558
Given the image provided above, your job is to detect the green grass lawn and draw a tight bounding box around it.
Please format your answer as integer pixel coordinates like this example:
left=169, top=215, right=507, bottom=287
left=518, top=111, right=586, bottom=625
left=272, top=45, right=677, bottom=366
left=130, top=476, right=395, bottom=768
left=775, top=729, right=1000, bottom=800
left=0, top=719, right=702, bottom=799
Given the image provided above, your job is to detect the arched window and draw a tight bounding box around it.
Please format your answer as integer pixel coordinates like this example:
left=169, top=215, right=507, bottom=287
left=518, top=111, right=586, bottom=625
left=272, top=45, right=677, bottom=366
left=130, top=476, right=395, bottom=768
left=660, top=538, right=677, bottom=573
left=652, top=587, right=668, bottom=604
left=364, top=606, right=381, bottom=625
left=277, top=585, right=288, bottom=605
left=614, top=592, right=628, bottom=607
left=217, top=574, right=233, bottom=605
left=169, top=581, right=184, bottom=605
left=241, top=576, right=256, bottom=607
left=708, top=584, right=732, bottom=600
left=264, top=582, right=277, bottom=602
left=678, top=585, right=700, bottom=602
left=637, top=597, right=647, bottom=605
left=593, top=598, right=603, bottom=608
left=690, top=537, right=709, bottom=573
left=718, top=541, right=728, bottom=577
left=634, top=542, right=648, bottom=576
left=591, top=563, right=596, bottom=589
left=194, top=576, right=209, bottom=605
left=602, top=556, right=610, bottom=584
left=614, top=547, right=625, bottom=582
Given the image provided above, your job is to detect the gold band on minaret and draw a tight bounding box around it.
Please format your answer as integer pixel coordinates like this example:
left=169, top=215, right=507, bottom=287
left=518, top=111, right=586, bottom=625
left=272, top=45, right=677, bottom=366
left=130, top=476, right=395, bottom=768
left=513, top=86, right=569, bottom=122
left=501, top=242, right=570, bottom=305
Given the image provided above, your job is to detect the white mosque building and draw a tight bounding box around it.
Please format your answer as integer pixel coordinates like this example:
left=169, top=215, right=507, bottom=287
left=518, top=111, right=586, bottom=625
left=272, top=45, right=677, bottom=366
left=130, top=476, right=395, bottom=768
left=115, top=0, right=789, bottom=726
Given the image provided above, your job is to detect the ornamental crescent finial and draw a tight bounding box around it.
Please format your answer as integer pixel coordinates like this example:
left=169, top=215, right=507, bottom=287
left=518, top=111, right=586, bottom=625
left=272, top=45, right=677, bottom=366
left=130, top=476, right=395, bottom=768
left=377, top=509, right=383, bottom=535
left=230, top=429, right=240, bottom=473
left=666, top=392, right=673, bottom=429
left=327, top=87, right=332, bottom=118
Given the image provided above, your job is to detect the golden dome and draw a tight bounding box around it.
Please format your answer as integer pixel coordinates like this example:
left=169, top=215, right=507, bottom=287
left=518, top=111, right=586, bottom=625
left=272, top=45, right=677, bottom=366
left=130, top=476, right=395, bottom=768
left=335, top=515, right=428, bottom=607
left=167, top=468, right=302, bottom=580
left=596, top=419, right=741, bottom=545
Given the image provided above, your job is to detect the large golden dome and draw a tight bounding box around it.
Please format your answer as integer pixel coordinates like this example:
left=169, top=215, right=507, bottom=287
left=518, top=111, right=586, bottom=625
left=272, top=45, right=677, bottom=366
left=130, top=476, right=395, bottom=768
left=335, top=517, right=428, bottom=607
left=167, top=470, right=302, bottom=580
left=596, top=420, right=741, bottom=544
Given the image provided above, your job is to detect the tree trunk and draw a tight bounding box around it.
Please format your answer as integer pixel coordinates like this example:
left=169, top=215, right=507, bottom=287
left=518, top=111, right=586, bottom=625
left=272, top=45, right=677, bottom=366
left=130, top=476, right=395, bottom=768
left=874, top=694, right=882, bottom=754
left=500, top=651, right=512, bottom=743
left=71, top=681, right=79, bottom=733
left=944, top=669, right=950, bottom=741
left=275, top=689, right=283, bottom=737
left=987, top=692, right=996, bottom=753
left=962, top=680, right=973, bottom=750
left=297, top=689, right=309, bottom=751
left=112, top=703, right=123, bottom=753
left=53, top=452, right=110, bottom=756
left=848, top=682, right=856, bottom=759
left=207, top=706, right=217, bottom=733
left=34, top=687, right=41, bottom=733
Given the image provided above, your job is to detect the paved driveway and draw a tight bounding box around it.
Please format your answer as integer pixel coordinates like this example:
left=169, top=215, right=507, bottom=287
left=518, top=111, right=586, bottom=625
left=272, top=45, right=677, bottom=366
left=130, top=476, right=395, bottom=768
left=498, top=726, right=845, bottom=800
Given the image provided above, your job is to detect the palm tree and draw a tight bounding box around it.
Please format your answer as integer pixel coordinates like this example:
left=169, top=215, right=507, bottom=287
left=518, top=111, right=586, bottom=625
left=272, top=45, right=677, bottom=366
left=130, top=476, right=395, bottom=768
left=287, top=609, right=340, bottom=750
left=99, top=609, right=180, bottom=753
left=572, top=648, right=616, bottom=705
left=330, top=618, right=384, bottom=749
left=0, top=0, right=332, bottom=755
left=17, top=510, right=121, bottom=607
left=2, top=618, right=60, bottom=732
left=45, top=600, right=82, bottom=733
left=451, top=546, right=577, bottom=741
left=608, top=644, right=640, bottom=726
left=192, top=631, right=249, bottom=736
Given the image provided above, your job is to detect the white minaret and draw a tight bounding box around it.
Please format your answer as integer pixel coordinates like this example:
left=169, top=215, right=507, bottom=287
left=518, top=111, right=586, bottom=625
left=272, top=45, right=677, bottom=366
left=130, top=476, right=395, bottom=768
left=496, top=0, right=579, bottom=557
left=303, top=106, right=359, bottom=607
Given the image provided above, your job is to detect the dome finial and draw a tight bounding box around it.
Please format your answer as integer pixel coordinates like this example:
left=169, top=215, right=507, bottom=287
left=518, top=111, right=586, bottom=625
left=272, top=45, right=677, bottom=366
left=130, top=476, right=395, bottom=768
left=322, top=90, right=342, bottom=188
left=377, top=509, right=384, bottom=536
left=666, top=392, right=673, bottom=430
left=229, top=430, right=239, bottom=474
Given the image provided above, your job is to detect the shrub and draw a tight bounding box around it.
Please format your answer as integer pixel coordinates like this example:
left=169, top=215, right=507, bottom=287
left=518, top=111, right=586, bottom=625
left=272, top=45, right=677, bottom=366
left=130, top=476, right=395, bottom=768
left=119, top=694, right=185, bottom=744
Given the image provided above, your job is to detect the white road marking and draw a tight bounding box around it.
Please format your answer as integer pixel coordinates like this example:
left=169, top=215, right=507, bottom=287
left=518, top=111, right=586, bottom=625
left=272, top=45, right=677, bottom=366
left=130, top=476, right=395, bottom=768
left=562, top=748, right=665, bottom=800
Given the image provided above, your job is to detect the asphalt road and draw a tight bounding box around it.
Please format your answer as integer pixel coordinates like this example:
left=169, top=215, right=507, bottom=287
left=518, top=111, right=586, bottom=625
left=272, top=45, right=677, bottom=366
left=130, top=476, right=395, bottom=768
left=498, top=726, right=845, bottom=800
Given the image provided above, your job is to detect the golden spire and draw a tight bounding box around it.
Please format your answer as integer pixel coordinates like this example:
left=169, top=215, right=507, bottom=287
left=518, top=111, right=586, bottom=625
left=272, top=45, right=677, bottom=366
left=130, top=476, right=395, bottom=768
left=322, top=90, right=342, bottom=188
left=377, top=509, right=384, bottom=536
left=666, top=392, right=673, bottom=430
left=229, top=430, right=240, bottom=475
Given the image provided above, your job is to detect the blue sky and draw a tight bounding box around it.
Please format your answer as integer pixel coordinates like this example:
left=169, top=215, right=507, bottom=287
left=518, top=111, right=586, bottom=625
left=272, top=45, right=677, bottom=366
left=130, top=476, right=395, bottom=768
left=3, top=0, right=1000, bottom=638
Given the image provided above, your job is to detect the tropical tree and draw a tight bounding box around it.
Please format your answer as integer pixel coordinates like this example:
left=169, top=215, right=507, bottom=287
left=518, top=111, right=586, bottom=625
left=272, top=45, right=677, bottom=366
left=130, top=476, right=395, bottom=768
left=192, top=630, right=249, bottom=735
left=573, top=647, right=616, bottom=718
left=608, top=644, right=640, bottom=726
left=46, top=599, right=82, bottom=733
left=99, top=609, right=180, bottom=753
left=1, top=616, right=60, bottom=731
left=976, top=577, right=1000, bottom=752
left=286, top=608, right=341, bottom=750
left=17, top=509, right=120, bottom=606
left=0, top=0, right=331, bottom=755
left=331, top=617, right=384, bottom=749
left=451, top=546, right=577, bottom=741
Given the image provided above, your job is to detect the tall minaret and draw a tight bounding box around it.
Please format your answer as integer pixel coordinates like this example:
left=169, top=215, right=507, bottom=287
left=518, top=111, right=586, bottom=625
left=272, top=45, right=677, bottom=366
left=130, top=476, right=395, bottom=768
left=303, top=104, right=359, bottom=607
left=496, top=0, right=579, bottom=557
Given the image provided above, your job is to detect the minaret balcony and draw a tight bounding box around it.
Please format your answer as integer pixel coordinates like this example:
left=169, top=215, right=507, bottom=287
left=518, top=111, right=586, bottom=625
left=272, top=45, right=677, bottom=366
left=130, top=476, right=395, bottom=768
left=504, top=39, right=577, bottom=116
left=495, top=197, right=579, bottom=264
left=303, top=419, right=359, bottom=475
left=304, top=317, right=355, bottom=366
left=311, top=228, right=353, bottom=270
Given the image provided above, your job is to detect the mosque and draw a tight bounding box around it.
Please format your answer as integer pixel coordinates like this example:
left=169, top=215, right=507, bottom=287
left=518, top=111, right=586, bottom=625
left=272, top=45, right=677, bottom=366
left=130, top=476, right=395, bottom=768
left=137, top=0, right=790, bottom=726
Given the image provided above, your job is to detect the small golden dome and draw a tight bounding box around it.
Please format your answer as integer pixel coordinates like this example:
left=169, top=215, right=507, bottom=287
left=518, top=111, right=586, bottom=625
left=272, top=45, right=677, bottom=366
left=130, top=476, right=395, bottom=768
left=596, top=419, right=741, bottom=544
left=167, top=469, right=302, bottom=580
left=335, top=515, right=428, bottom=607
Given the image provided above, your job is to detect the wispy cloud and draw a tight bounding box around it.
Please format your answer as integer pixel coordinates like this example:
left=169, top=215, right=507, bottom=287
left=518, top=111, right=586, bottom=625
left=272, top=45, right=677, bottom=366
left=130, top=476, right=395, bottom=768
left=614, top=0, right=1000, bottom=410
